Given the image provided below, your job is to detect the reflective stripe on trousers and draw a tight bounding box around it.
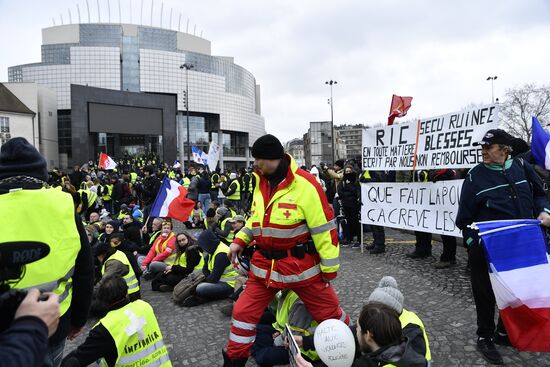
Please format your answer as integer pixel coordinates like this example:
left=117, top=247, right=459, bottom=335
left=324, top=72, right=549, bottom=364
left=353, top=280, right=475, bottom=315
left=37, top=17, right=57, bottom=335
left=250, top=263, right=321, bottom=283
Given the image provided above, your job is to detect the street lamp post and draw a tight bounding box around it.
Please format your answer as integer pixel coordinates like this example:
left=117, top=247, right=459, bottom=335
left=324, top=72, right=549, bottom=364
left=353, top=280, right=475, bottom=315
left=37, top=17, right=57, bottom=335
left=325, top=80, right=337, bottom=165
left=487, top=75, right=498, bottom=104
left=180, top=63, right=194, bottom=167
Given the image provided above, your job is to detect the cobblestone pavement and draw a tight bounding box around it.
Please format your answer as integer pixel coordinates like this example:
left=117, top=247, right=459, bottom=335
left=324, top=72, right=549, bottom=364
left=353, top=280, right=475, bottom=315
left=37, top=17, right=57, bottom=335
left=66, top=228, right=550, bottom=366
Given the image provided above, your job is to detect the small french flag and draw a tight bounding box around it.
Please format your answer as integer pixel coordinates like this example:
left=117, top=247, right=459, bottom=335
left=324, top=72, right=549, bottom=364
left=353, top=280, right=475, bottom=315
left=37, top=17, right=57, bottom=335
left=531, top=116, right=550, bottom=169
left=99, top=153, right=117, bottom=170
left=150, top=178, right=195, bottom=222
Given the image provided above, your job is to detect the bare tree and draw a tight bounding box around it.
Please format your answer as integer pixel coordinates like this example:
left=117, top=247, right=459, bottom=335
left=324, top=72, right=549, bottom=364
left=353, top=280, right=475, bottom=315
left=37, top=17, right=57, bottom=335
left=500, top=83, right=550, bottom=143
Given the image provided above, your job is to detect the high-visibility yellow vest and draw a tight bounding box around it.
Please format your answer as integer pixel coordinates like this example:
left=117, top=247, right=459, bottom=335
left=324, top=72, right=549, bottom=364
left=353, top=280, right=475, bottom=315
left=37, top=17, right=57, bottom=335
left=97, top=300, right=172, bottom=367
left=400, top=308, right=431, bottom=362
left=0, top=189, right=80, bottom=316
left=220, top=217, right=235, bottom=242
left=165, top=250, right=204, bottom=270
left=101, top=184, right=113, bottom=201
left=272, top=290, right=319, bottom=361
left=234, top=155, right=340, bottom=285
left=168, top=171, right=176, bottom=180
left=227, top=179, right=241, bottom=201
left=211, top=173, right=220, bottom=189
left=244, top=173, right=254, bottom=193
left=361, top=171, right=371, bottom=180
left=102, top=250, right=140, bottom=296
left=78, top=189, right=97, bottom=209
left=208, top=244, right=238, bottom=288
left=182, top=177, right=191, bottom=189
left=130, top=172, right=138, bottom=184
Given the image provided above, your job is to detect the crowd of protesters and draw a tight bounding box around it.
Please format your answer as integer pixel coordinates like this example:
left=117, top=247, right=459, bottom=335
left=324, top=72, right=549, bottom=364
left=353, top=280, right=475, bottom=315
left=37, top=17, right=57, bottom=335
left=2, top=127, right=549, bottom=366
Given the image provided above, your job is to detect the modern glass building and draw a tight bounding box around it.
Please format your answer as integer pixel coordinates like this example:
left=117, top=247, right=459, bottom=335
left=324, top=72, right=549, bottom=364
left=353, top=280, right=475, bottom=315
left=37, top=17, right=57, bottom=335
left=8, top=23, right=265, bottom=169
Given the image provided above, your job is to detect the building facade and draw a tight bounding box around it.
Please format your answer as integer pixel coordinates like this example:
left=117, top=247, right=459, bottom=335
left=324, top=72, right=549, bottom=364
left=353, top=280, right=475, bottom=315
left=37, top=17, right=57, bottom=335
left=0, top=82, right=59, bottom=168
left=335, top=124, right=364, bottom=162
left=303, top=121, right=333, bottom=168
left=285, top=138, right=305, bottom=167
left=8, top=23, right=265, bottom=169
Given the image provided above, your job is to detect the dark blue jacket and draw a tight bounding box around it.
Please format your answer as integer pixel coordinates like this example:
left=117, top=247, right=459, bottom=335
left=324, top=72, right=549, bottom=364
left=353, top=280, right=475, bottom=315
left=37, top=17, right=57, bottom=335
left=456, top=159, right=550, bottom=245
left=0, top=316, right=49, bottom=367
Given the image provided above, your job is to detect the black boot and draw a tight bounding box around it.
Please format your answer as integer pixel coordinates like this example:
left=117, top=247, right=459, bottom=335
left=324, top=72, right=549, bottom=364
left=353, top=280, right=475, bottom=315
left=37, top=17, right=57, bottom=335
left=222, top=349, right=248, bottom=367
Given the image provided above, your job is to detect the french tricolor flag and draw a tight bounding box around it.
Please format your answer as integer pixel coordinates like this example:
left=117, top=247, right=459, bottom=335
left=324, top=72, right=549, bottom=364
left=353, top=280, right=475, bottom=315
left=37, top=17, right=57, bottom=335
left=475, top=219, right=550, bottom=352
left=150, top=178, right=195, bottom=223
left=531, top=116, right=550, bottom=169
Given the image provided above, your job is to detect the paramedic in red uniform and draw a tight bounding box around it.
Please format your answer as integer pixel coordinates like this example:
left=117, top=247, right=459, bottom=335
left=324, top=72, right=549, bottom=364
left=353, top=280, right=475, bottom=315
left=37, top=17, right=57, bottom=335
left=223, top=134, right=349, bottom=366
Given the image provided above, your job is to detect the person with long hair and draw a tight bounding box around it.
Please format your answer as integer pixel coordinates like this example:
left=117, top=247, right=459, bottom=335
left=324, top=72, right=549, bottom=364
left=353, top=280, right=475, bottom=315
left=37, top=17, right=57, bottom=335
left=151, top=231, right=204, bottom=292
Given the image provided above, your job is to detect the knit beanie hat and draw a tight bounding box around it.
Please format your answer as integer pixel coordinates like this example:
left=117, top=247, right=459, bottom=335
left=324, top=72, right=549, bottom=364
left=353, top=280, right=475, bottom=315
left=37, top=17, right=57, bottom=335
left=251, top=134, right=285, bottom=160
left=0, top=137, right=48, bottom=181
left=367, top=276, right=404, bottom=314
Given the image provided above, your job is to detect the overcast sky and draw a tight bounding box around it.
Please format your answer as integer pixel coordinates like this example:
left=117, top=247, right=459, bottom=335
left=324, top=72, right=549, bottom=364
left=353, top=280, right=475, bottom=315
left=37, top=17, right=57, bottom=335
left=1, top=0, right=550, bottom=142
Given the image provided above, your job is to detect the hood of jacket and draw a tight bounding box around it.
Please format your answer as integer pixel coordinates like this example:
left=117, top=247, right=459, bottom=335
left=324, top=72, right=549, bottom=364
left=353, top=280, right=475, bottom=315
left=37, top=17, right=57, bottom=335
left=198, top=230, right=220, bottom=255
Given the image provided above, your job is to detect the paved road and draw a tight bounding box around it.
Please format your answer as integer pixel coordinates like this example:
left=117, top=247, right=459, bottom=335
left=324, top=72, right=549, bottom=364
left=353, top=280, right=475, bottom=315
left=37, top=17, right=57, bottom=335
left=66, top=228, right=550, bottom=366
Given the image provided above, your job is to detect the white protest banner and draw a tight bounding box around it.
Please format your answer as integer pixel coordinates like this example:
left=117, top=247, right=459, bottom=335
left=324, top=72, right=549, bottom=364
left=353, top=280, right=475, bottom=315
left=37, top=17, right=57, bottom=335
left=362, top=104, right=498, bottom=170
left=360, top=180, right=463, bottom=237
left=207, top=141, right=221, bottom=172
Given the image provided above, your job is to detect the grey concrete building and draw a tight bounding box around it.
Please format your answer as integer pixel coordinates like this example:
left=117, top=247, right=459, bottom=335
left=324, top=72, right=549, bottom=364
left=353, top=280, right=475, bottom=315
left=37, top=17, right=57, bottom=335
left=335, top=123, right=364, bottom=162
left=303, top=121, right=333, bottom=168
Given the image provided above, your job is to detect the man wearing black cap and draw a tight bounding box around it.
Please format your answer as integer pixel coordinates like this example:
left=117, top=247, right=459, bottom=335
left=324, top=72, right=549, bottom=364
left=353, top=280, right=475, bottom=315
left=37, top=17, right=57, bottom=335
left=0, top=137, right=93, bottom=367
left=223, top=134, right=348, bottom=366
left=456, top=129, right=550, bottom=365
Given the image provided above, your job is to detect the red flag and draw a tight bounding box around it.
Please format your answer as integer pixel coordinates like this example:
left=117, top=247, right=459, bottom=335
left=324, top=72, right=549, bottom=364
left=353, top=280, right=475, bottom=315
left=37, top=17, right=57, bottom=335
left=388, top=94, right=413, bottom=125
left=99, top=153, right=117, bottom=170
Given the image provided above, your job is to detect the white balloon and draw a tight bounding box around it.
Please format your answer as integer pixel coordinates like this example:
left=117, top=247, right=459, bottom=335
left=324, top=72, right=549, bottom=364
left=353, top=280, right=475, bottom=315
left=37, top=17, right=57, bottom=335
left=313, top=319, right=356, bottom=367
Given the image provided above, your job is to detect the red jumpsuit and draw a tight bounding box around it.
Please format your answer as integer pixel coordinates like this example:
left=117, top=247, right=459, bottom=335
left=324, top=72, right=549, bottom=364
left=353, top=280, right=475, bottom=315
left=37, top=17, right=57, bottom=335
left=226, top=156, right=349, bottom=359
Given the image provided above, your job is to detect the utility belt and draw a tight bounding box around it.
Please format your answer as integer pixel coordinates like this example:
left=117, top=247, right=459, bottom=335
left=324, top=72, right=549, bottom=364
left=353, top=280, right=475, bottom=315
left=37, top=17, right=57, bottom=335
left=259, top=241, right=317, bottom=260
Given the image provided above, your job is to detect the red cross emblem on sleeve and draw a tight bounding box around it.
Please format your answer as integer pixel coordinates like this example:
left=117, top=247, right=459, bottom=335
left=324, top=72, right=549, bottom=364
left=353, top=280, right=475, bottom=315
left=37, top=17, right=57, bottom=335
left=283, top=210, right=291, bottom=219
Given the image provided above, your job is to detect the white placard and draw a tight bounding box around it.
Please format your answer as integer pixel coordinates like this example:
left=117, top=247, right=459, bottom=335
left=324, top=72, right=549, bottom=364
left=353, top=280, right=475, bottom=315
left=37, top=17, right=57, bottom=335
left=360, top=180, right=464, bottom=237
left=362, top=105, right=498, bottom=170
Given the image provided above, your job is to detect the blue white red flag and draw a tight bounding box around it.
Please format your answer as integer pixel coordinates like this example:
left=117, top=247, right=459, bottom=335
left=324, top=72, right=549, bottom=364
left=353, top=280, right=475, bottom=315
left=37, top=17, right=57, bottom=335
left=150, top=178, right=195, bottom=222
left=531, top=116, right=550, bottom=169
left=192, top=146, right=208, bottom=166
left=475, top=219, right=550, bottom=351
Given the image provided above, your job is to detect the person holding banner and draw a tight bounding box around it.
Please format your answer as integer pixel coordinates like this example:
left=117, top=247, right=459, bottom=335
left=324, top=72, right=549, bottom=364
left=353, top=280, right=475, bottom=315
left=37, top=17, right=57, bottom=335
left=456, top=129, right=550, bottom=365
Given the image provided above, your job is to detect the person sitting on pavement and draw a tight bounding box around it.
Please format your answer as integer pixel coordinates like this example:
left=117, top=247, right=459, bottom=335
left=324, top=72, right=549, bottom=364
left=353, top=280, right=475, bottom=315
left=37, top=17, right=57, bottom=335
left=61, top=276, right=171, bottom=367
left=214, top=207, right=234, bottom=244
left=138, top=217, right=163, bottom=256
left=121, top=213, right=143, bottom=248
left=109, top=233, right=142, bottom=280
left=137, top=221, right=176, bottom=280
left=181, top=230, right=239, bottom=307
left=88, top=212, right=100, bottom=225
left=252, top=289, right=321, bottom=366
left=295, top=303, right=427, bottom=367
left=151, top=231, right=204, bottom=292
left=223, top=199, right=238, bottom=219
left=91, top=243, right=141, bottom=316
left=98, top=220, right=117, bottom=243
left=367, top=276, right=431, bottom=364
left=204, top=207, right=217, bottom=230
